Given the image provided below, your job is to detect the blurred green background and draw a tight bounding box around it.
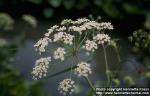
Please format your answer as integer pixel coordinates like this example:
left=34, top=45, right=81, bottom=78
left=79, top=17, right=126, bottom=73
left=0, top=0, right=150, bottom=96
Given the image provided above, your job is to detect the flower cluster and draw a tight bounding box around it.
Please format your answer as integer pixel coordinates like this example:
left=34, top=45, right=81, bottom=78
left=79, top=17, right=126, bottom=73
left=75, top=62, right=92, bottom=77
left=68, top=21, right=113, bottom=34
left=44, top=25, right=59, bottom=37
left=34, top=17, right=112, bottom=54
left=54, top=47, right=66, bottom=61
left=32, top=17, right=114, bottom=95
left=93, top=33, right=111, bottom=44
left=53, top=32, right=74, bottom=45
left=34, top=37, right=51, bottom=54
left=58, top=78, right=75, bottom=95
left=31, top=57, right=51, bottom=80
left=82, top=33, right=110, bottom=54
left=99, top=22, right=114, bottom=30
left=83, top=40, right=98, bottom=52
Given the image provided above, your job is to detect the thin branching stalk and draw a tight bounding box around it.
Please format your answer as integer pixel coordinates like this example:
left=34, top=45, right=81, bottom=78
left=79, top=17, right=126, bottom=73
left=102, top=44, right=111, bottom=87
left=77, top=32, right=88, bottom=50
left=115, top=47, right=121, bottom=63
left=85, top=76, right=95, bottom=92
left=70, top=57, right=75, bottom=78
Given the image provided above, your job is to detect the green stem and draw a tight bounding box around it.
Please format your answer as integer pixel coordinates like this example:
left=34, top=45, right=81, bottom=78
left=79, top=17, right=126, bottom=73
left=113, top=46, right=122, bottom=71
left=77, top=31, right=88, bottom=51
left=70, top=57, right=75, bottom=78
left=102, top=44, right=111, bottom=87
left=85, top=76, right=95, bottom=92
left=115, top=47, right=121, bottom=63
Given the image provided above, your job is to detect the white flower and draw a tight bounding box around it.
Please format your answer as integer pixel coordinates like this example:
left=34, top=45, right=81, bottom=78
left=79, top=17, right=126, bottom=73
left=69, top=26, right=86, bottom=34
left=69, top=26, right=80, bottom=32
left=44, top=25, right=59, bottom=37
left=75, top=62, right=92, bottom=77
left=54, top=47, right=66, bottom=61
left=34, top=37, right=51, bottom=54
left=69, top=21, right=99, bottom=33
left=73, top=18, right=90, bottom=24
left=83, top=21, right=100, bottom=30
left=93, top=33, right=111, bottom=44
left=99, top=22, right=113, bottom=30
left=81, top=21, right=113, bottom=31
left=53, top=32, right=74, bottom=45
left=57, top=26, right=66, bottom=31
left=44, top=29, right=53, bottom=37
left=31, top=57, right=51, bottom=80
left=53, top=32, right=64, bottom=42
left=61, top=19, right=73, bottom=25
left=58, top=78, right=75, bottom=95
left=67, top=19, right=113, bottom=35
left=63, top=33, right=74, bottom=45
left=83, top=40, right=98, bottom=52
left=51, top=25, right=59, bottom=30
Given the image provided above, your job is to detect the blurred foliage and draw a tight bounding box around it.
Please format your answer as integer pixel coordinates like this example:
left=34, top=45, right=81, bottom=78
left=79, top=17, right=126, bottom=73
left=123, top=75, right=135, bottom=87
left=22, top=14, right=37, bottom=28
left=0, top=38, right=7, bottom=47
left=28, top=0, right=43, bottom=4
left=42, top=8, right=54, bottom=19
left=145, top=71, right=150, bottom=85
left=0, top=13, right=14, bottom=31
left=129, top=29, right=150, bottom=55
left=144, top=12, right=150, bottom=30
left=112, top=78, right=120, bottom=87
left=0, top=0, right=149, bottom=19
left=0, top=43, right=47, bottom=96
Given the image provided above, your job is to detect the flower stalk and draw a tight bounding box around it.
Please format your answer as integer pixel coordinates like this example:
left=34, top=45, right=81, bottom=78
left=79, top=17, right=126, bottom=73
left=85, top=76, right=95, bottom=92
left=102, top=44, right=111, bottom=87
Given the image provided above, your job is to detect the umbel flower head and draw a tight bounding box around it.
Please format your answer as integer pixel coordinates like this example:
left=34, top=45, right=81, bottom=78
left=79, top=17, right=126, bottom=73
left=31, top=57, right=51, bottom=80
left=75, top=62, right=92, bottom=77
left=83, top=40, right=98, bottom=52
left=34, top=17, right=113, bottom=55
left=54, top=47, right=66, bottom=61
left=93, top=33, right=111, bottom=44
left=58, top=78, right=75, bottom=95
left=53, top=32, right=74, bottom=45
left=34, top=37, right=51, bottom=54
left=32, top=17, right=114, bottom=95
